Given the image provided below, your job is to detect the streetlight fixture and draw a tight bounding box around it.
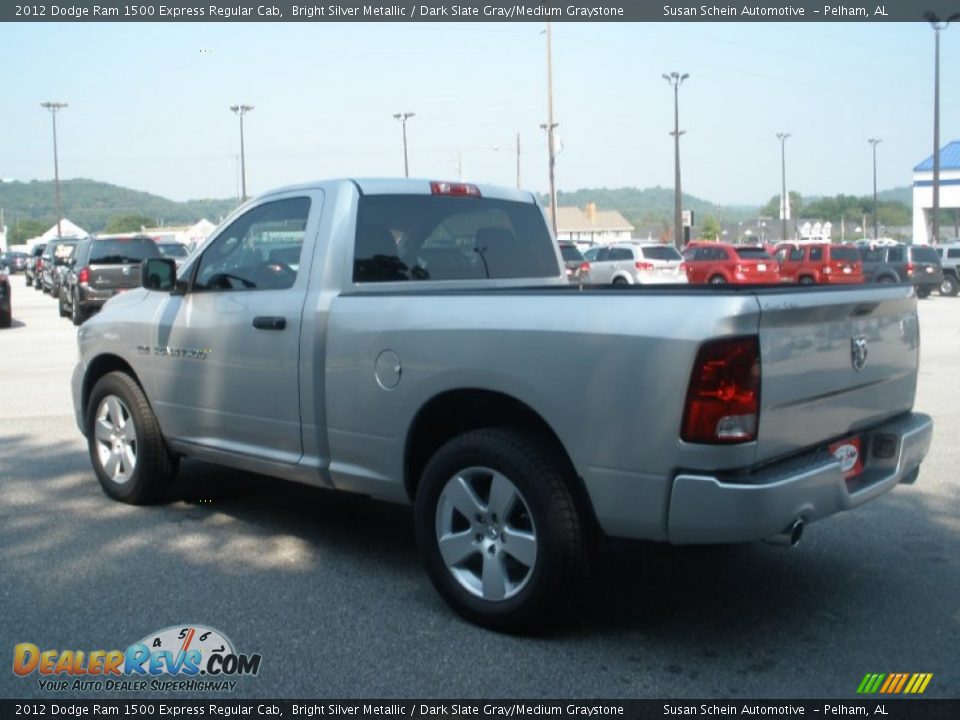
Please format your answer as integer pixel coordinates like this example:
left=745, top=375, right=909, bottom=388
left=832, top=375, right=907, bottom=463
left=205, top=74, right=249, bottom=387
left=776, top=132, right=791, bottom=242
left=542, top=22, right=559, bottom=237
left=229, top=104, right=254, bottom=202
left=393, top=112, right=415, bottom=178
left=923, top=12, right=960, bottom=244
left=868, top=137, right=882, bottom=240
left=663, top=72, right=688, bottom=248
left=40, top=101, right=68, bottom=238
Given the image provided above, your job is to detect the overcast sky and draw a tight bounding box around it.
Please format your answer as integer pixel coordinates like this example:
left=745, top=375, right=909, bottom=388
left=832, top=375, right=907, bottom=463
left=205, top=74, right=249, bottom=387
left=2, top=21, right=958, bottom=206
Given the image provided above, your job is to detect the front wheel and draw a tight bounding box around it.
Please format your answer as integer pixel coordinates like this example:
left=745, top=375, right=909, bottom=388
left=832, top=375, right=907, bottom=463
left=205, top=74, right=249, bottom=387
left=86, top=371, right=178, bottom=504
left=71, top=292, right=84, bottom=326
left=58, top=288, right=69, bottom=318
left=414, top=428, right=587, bottom=633
left=709, top=275, right=727, bottom=284
left=798, top=276, right=815, bottom=285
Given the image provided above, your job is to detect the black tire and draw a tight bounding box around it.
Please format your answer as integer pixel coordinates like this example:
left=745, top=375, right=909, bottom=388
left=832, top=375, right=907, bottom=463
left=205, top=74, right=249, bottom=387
left=414, top=428, right=588, bottom=633
left=34, top=277, right=42, bottom=290
left=877, top=276, right=895, bottom=284
left=0, top=303, right=10, bottom=329
left=798, top=276, right=815, bottom=285
left=612, top=277, right=628, bottom=286
left=25, top=275, right=32, bottom=287
left=71, top=292, right=84, bottom=326
left=940, top=274, right=959, bottom=297
left=916, top=287, right=931, bottom=299
left=58, top=288, right=70, bottom=318
left=86, top=371, right=178, bottom=504
left=709, top=275, right=727, bottom=284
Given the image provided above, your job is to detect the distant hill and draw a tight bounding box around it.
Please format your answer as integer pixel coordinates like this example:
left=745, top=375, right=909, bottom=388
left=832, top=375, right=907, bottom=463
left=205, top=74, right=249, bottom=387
left=0, top=179, right=237, bottom=234
left=548, top=186, right=759, bottom=229
left=877, top=186, right=911, bottom=204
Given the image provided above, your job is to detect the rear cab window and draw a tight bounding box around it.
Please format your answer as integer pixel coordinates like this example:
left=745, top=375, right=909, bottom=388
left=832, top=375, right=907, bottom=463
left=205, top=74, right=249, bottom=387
left=640, top=246, right=682, bottom=261
left=830, top=246, right=860, bottom=262
left=734, top=247, right=773, bottom=260
left=89, top=237, right=162, bottom=264
left=354, top=195, right=558, bottom=282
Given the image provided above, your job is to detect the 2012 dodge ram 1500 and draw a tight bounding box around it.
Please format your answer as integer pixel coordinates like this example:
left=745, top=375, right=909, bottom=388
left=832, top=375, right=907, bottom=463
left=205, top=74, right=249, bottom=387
left=72, top=178, right=932, bottom=631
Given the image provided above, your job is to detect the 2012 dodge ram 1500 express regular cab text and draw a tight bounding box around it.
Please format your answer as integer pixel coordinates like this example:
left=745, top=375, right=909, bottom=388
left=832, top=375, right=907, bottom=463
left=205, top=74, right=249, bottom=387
left=72, top=179, right=932, bottom=631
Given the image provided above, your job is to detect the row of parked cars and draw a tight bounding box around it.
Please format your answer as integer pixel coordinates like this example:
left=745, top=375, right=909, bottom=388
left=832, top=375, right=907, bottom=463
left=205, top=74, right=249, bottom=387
left=3, top=235, right=190, bottom=326
left=558, top=239, right=954, bottom=297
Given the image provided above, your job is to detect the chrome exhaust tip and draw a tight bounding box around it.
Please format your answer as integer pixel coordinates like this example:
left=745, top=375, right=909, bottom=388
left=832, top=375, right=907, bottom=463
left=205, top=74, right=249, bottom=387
left=765, top=519, right=804, bottom=547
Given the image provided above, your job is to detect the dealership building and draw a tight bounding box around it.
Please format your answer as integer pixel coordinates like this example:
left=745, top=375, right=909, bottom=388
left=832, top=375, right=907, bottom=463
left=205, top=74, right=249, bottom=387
left=913, top=140, right=960, bottom=244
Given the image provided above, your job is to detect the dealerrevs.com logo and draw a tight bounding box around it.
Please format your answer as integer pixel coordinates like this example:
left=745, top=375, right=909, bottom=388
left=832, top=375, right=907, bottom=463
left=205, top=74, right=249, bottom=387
left=13, top=625, right=262, bottom=692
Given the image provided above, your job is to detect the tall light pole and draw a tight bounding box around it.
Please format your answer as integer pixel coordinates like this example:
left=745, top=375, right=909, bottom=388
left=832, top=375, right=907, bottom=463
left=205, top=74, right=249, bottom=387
left=40, top=101, right=68, bottom=238
left=776, top=132, right=791, bottom=242
left=516, top=132, right=521, bottom=189
left=230, top=104, right=254, bottom=202
left=663, top=72, right=688, bottom=248
left=868, top=137, right=882, bottom=240
left=923, top=12, right=960, bottom=244
left=393, top=112, right=415, bottom=177
left=542, top=21, right=559, bottom=237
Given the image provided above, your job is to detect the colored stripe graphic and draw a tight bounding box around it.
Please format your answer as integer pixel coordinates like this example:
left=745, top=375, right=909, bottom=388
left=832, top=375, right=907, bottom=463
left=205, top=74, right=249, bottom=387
left=857, top=673, right=932, bottom=694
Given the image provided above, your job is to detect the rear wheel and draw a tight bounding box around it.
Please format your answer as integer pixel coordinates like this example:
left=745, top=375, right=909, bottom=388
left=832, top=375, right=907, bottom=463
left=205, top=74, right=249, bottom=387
left=0, top=302, right=10, bottom=329
left=86, top=371, right=178, bottom=504
left=612, top=277, right=628, bottom=286
left=71, top=292, right=84, bottom=326
left=940, top=274, right=959, bottom=297
left=916, top=287, right=931, bottom=299
left=414, top=428, right=588, bottom=633
left=798, top=276, right=815, bottom=285
left=709, top=275, right=726, bottom=284
left=58, top=288, right=70, bottom=318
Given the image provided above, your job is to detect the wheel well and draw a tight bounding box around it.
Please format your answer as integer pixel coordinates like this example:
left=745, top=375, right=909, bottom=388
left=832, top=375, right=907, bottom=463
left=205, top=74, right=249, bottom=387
left=404, top=389, right=598, bottom=534
left=82, top=355, right=141, bottom=423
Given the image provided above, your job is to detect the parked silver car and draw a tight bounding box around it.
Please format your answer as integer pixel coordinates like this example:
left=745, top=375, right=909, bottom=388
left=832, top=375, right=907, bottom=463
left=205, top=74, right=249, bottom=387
left=588, top=242, right=687, bottom=285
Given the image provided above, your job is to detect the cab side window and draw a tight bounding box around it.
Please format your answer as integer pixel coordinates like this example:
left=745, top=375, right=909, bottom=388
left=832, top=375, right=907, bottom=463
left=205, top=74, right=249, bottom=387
left=194, top=197, right=310, bottom=292
left=809, top=247, right=823, bottom=262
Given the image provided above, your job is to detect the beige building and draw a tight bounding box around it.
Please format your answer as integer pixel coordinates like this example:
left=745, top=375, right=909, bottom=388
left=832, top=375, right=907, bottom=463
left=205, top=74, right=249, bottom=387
left=550, top=203, right=633, bottom=246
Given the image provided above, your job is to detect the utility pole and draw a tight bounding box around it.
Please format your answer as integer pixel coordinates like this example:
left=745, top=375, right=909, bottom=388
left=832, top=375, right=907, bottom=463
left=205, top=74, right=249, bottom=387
left=663, top=72, right=688, bottom=248
left=776, top=132, right=791, bottom=242
left=516, top=132, right=521, bottom=189
left=41, top=101, right=68, bottom=238
left=542, top=21, right=559, bottom=236
left=393, top=112, right=415, bottom=178
left=924, top=12, right=960, bottom=244
left=868, top=137, right=882, bottom=240
left=230, top=104, right=254, bottom=202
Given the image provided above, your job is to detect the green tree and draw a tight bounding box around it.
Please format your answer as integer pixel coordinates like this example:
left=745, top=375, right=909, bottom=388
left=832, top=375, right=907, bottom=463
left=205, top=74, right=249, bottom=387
left=6, top=219, right=49, bottom=246
left=700, top=215, right=722, bottom=241
left=762, top=191, right=803, bottom=220
left=103, top=214, right=154, bottom=233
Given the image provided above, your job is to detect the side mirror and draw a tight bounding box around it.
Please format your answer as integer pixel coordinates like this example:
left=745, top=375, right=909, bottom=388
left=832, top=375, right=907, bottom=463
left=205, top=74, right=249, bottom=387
left=141, top=258, right=178, bottom=292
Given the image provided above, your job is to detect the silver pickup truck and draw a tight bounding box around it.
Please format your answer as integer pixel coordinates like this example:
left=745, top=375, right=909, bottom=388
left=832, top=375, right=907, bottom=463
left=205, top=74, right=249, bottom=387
left=72, top=179, right=932, bottom=631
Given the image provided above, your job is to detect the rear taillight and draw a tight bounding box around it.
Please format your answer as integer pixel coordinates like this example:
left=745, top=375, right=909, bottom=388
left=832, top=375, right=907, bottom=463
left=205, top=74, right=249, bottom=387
left=635, top=261, right=654, bottom=271
left=78, top=267, right=90, bottom=284
left=680, top=262, right=688, bottom=273
left=430, top=181, right=481, bottom=197
left=579, top=261, right=591, bottom=273
left=823, top=266, right=832, bottom=274
left=734, top=264, right=744, bottom=274
left=905, top=262, right=914, bottom=276
left=682, top=336, right=760, bottom=444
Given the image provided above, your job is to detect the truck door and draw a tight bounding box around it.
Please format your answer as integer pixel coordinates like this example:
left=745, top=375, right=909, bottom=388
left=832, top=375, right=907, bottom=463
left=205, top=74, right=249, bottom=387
left=151, top=194, right=318, bottom=463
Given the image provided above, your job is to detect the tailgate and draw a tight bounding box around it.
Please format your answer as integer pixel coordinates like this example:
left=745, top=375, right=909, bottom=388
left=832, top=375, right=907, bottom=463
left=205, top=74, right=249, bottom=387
left=755, top=285, right=919, bottom=464
left=89, top=263, right=142, bottom=290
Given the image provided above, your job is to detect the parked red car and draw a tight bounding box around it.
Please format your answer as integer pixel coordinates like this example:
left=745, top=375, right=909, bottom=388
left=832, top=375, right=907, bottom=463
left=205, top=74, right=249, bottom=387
left=774, top=242, right=863, bottom=284
left=682, top=242, right=780, bottom=284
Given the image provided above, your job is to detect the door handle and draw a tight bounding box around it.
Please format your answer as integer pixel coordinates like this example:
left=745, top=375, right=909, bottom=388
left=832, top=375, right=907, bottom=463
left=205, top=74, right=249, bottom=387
left=252, top=316, right=286, bottom=330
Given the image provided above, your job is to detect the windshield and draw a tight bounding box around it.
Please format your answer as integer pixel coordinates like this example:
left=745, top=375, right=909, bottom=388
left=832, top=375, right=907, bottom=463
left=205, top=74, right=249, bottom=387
left=735, top=247, right=773, bottom=260
left=157, top=243, right=189, bottom=258
left=560, top=245, right=584, bottom=262
left=89, top=238, right=162, bottom=264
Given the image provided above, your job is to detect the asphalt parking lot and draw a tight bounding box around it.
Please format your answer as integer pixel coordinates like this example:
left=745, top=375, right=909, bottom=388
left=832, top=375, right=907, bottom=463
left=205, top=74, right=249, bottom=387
left=0, top=279, right=957, bottom=700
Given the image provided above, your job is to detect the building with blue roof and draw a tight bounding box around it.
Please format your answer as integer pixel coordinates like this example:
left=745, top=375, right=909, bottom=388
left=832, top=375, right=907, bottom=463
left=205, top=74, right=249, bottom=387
left=913, top=140, right=960, bottom=244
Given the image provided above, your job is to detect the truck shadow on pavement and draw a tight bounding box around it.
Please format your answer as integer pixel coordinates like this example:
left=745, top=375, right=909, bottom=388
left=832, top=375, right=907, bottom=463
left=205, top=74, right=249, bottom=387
left=1, top=429, right=956, bottom=663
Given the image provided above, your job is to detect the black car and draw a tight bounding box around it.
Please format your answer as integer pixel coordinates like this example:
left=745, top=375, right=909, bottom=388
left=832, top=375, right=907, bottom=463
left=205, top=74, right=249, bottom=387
left=40, top=238, right=79, bottom=296
left=24, top=244, right=46, bottom=288
left=857, top=243, right=943, bottom=298
left=0, top=268, right=11, bottom=328
left=0, top=251, right=29, bottom=274
left=60, top=235, right=161, bottom=325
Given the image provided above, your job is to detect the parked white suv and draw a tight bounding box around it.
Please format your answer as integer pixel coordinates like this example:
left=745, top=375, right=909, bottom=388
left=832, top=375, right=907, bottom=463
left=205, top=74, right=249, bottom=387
left=588, top=242, right=687, bottom=285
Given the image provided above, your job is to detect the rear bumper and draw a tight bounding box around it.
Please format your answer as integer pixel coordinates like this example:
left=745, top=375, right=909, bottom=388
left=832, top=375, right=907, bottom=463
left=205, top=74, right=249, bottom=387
left=667, top=412, right=933, bottom=544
